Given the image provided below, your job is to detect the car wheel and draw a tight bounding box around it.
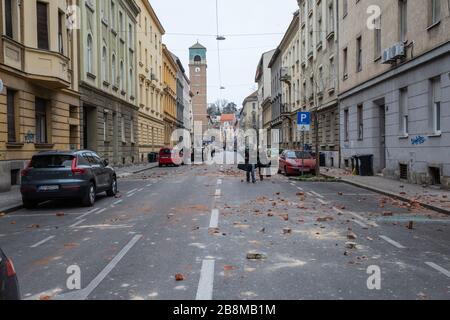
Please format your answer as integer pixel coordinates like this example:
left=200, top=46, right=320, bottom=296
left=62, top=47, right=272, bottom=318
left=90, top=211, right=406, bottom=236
left=23, top=199, right=38, bottom=209
left=278, top=168, right=282, bottom=174
left=82, top=183, right=96, bottom=207
left=106, top=177, right=118, bottom=197
left=284, top=166, right=289, bottom=176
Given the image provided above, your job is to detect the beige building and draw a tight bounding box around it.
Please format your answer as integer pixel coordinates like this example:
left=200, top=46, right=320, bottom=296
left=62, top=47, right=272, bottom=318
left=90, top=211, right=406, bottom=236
left=239, top=91, right=259, bottom=131
left=278, top=10, right=300, bottom=150
left=298, top=0, right=339, bottom=167
left=79, top=0, right=140, bottom=166
left=339, top=0, right=450, bottom=187
left=136, top=0, right=165, bottom=161
left=0, top=0, right=80, bottom=192
left=162, top=44, right=177, bottom=146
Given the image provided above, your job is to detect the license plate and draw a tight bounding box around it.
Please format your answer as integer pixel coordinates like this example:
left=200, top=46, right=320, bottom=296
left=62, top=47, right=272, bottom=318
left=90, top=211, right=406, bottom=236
left=38, top=185, right=59, bottom=192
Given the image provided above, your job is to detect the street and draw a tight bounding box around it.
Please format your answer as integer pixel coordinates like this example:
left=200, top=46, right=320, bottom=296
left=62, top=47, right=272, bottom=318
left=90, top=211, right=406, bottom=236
left=0, top=151, right=449, bottom=300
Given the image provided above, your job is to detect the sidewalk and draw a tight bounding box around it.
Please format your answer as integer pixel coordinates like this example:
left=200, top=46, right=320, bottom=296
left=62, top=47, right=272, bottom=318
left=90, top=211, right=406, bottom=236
left=0, top=162, right=159, bottom=214
left=321, top=168, right=450, bottom=215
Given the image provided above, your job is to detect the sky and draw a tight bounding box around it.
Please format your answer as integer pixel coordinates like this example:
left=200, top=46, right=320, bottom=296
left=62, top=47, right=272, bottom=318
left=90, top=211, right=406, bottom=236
left=151, top=0, right=299, bottom=107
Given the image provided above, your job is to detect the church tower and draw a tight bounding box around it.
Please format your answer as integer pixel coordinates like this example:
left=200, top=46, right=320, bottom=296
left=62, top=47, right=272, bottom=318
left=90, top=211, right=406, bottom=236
left=189, top=42, right=208, bottom=134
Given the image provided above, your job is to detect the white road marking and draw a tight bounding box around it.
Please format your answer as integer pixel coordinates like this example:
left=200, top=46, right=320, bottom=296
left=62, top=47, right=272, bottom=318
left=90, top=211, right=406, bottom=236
left=76, top=212, right=90, bottom=220
left=333, top=207, right=344, bottom=214
left=217, top=179, right=222, bottom=185
left=146, top=183, right=152, bottom=187
left=55, top=235, right=143, bottom=300
left=310, top=191, right=324, bottom=199
left=347, top=212, right=379, bottom=227
left=196, top=259, right=215, bottom=300
left=425, top=262, right=450, bottom=278
left=352, top=219, right=368, bottom=228
left=127, top=193, right=136, bottom=198
left=317, top=198, right=329, bottom=205
left=126, top=188, right=138, bottom=194
left=137, top=188, right=144, bottom=192
left=69, top=219, right=86, bottom=228
left=112, top=200, right=123, bottom=206
left=95, top=208, right=107, bottom=215
left=215, top=189, right=221, bottom=197
left=209, top=209, right=219, bottom=229
left=380, top=235, right=405, bottom=249
left=297, top=186, right=304, bottom=191
left=30, top=235, right=55, bottom=248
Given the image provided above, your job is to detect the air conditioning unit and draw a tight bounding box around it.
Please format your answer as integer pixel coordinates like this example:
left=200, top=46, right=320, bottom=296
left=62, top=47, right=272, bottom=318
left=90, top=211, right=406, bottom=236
left=392, top=42, right=406, bottom=59
left=382, top=42, right=406, bottom=64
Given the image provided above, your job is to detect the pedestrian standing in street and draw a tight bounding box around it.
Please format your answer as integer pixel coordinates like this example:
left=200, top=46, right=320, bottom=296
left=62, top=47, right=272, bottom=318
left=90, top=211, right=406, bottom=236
left=245, top=148, right=256, bottom=184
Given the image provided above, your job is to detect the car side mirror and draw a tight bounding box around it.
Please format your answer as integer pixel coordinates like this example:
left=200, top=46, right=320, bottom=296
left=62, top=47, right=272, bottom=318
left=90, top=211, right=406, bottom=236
left=103, top=159, right=109, bottom=167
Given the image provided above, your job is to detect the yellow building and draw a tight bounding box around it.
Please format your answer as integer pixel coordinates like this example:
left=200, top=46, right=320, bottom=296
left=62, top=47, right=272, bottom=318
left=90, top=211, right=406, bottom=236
left=0, top=0, right=80, bottom=192
left=162, top=45, right=178, bottom=146
left=136, top=0, right=165, bottom=161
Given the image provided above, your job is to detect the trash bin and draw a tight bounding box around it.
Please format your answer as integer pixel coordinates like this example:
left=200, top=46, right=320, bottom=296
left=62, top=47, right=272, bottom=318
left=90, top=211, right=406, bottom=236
left=319, top=153, right=326, bottom=167
left=358, top=154, right=374, bottom=176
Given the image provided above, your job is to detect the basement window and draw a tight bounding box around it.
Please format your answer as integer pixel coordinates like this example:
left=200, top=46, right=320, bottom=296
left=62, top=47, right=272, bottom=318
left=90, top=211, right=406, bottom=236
left=399, top=163, right=408, bottom=180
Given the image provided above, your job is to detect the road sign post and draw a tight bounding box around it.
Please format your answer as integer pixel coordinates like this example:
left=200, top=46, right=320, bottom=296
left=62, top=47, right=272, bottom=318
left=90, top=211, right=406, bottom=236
left=297, top=112, right=311, bottom=176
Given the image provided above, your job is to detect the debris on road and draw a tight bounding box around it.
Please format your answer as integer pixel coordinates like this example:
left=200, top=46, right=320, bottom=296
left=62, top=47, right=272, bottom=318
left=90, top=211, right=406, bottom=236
left=347, top=232, right=357, bottom=240
left=407, top=221, right=414, bottom=230
left=345, top=242, right=357, bottom=249
left=283, top=228, right=292, bottom=235
left=317, top=217, right=333, bottom=222
left=246, top=252, right=266, bottom=260
left=175, top=274, right=185, bottom=281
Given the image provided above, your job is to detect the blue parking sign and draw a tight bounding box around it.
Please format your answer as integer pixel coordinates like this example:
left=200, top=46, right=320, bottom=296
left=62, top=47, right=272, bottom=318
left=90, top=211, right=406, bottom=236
left=297, top=112, right=311, bottom=132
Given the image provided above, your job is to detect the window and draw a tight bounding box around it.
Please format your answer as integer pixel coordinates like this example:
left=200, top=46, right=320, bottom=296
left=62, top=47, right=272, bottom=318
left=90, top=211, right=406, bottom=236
left=35, top=98, right=47, bottom=144
left=129, top=23, right=133, bottom=47
left=356, top=36, right=362, bottom=72
left=102, top=46, right=107, bottom=82
left=103, top=113, right=108, bottom=141
left=399, top=0, right=408, bottom=42
left=119, top=11, right=124, bottom=33
left=131, top=118, right=135, bottom=143
left=343, top=48, right=348, bottom=79
left=343, top=0, right=348, bottom=17
left=374, top=16, right=382, bottom=59
left=36, top=2, right=49, bottom=50
left=111, top=2, right=116, bottom=29
left=431, top=77, right=441, bottom=134
left=7, top=90, right=16, bottom=143
left=121, top=115, right=126, bottom=142
left=58, top=11, right=64, bottom=54
left=430, top=0, right=441, bottom=25
left=87, top=34, right=93, bottom=73
left=120, top=61, right=124, bottom=91
left=5, top=0, right=13, bottom=38
left=400, top=88, right=409, bottom=135
left=344, top=109, right=349, bottom=141
left=357, top=104, right=363, bottom=140
left=112, top=54, right=116, bottom=86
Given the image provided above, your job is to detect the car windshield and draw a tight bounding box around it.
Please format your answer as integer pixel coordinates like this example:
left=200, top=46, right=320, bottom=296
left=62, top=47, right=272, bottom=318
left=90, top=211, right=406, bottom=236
left=286, top=151, right=312, bottom=159
left=31, top=155, right=74, bottom=168
left=161, top=149, right=172, bottom=155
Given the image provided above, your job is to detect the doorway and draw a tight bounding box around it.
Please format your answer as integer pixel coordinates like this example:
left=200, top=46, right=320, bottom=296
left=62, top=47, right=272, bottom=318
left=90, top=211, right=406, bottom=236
left=83, top=105, right=97, bottom=151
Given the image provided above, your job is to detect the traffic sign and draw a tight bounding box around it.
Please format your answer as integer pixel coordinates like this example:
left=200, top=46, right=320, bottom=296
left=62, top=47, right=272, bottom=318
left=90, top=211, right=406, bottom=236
left=297, top=112, right=311, bottom=132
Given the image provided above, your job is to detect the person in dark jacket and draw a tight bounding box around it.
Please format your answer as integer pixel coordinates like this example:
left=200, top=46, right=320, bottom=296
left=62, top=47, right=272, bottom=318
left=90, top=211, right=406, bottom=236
left=245, top=148, right=256, bottom=183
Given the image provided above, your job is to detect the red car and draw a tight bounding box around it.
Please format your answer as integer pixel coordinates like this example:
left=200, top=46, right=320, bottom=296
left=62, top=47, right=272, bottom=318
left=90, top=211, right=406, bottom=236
left=158, top=147, right=183, bottom=167
left=279, top=150, right=316, bottom=176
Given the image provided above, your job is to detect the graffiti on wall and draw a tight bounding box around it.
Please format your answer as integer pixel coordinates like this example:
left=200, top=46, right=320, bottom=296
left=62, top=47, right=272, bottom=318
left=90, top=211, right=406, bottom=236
left=411, top=136, right=426, bottom=146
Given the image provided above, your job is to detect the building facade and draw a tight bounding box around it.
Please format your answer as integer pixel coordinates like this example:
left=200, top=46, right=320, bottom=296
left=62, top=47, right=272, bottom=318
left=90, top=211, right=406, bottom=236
left=255, top=49, right=276, bottom=139
left=162, top=45, right=177, bottom=146
left=339, top=0, right=450, bottom=188
left=79, top=0, right=140, bottom=166
left=268, top=49, right=283, bottom=148
left=136, top=0, right=165, bottom=162
left=298, top=0, right=339, bottom=167
left=189, top=42, right=208, bottom=134
left=278, top=11, right=300, bottom=150
left=239, top=91, right=259, bottom=132
left=0, top=0, right=80, bottom=192
left=172, top=53, right=185, bottom=132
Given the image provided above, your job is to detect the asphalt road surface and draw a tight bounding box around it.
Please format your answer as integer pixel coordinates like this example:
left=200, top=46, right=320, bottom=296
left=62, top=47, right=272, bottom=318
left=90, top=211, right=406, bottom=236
left=1, top=151, right=449, bottom=300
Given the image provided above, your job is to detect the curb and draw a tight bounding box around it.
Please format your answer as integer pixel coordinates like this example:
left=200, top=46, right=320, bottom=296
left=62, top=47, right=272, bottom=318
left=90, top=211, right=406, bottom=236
left=117, top=164, right=158, bottom=178
left=320, top=173, right=450, bottom=216
left=0, top=204, right=23, bottom=215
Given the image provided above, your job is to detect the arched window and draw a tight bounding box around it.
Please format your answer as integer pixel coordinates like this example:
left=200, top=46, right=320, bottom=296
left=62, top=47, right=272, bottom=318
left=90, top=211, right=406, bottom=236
left=120, top=60, right=124, bottom=91
left=194, top=55, right=201, bottom=64
left=102, top=46, right=107, bottom=82
left=87, top=34, right=93, bottom=73
left=111, top=54, right=116, bottom=86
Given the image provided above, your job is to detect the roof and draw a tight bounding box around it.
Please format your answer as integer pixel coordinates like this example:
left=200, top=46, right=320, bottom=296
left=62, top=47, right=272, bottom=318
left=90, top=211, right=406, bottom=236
left=220, top=114, right=236, bottom=123
left=243, top=90, right=258, bottom=105
left=190, top=41, right=206, bottom=50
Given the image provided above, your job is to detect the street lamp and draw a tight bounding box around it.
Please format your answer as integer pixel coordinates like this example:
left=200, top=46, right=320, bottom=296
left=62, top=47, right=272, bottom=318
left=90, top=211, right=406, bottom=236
left=216, top=35, right=226, bottom=41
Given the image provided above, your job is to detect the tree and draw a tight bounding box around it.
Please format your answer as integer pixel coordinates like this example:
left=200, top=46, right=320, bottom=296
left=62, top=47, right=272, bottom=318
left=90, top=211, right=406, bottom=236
left=222, top=102, right=238, bottom=115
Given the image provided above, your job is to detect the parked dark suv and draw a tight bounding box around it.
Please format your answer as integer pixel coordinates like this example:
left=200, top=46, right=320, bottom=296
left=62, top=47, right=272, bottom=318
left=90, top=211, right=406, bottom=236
left=21, top=150, right=117, bottom=208
left=0, top=248, right=20, bottom=300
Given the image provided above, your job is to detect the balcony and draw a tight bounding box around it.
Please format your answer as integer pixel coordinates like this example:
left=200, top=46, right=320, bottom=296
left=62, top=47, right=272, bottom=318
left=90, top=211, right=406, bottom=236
left=280, top=67, right=291, bottom=84
left=280, top=103, right=291, bottom=116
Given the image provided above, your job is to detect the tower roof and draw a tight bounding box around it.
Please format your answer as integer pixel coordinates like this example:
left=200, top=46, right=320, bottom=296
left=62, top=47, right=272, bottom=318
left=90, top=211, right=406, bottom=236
left=190, top=41, right=206, bottom=50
